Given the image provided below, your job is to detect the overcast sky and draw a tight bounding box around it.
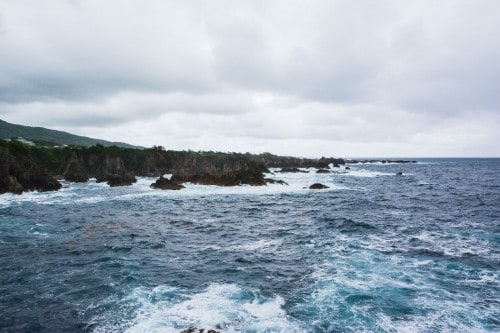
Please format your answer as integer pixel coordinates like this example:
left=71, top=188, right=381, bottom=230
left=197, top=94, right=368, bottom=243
left=1, top=0, right=499, bottom=157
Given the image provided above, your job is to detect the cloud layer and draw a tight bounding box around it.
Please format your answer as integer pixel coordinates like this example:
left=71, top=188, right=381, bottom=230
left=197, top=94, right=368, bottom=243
left=1, top=0, right=499, bottom=156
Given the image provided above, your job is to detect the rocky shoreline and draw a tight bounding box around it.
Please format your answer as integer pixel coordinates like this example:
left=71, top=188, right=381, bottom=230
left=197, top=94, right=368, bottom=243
left=0, top=147, right=62, bottom=194
left=0, top=140, right=415, bottom=194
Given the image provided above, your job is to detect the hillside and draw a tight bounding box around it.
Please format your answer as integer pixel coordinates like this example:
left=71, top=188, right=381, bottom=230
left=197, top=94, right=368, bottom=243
left=0, top=119, right=142, bottom=149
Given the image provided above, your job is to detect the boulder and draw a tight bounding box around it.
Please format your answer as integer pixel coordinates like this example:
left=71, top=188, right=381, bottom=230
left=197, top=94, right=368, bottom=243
left=309, top=183, right=329, bottom=189
left=395, top=172, right=403, bottom=176
left=150, top=176, right=185, bottom=190
left=316, top=169, right=330, bottom=174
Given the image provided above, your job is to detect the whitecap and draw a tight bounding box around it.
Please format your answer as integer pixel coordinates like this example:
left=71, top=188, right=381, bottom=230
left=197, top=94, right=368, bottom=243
left=230, top=239, right=283, bottom=252
left=92, top=283, right=304, bottom=333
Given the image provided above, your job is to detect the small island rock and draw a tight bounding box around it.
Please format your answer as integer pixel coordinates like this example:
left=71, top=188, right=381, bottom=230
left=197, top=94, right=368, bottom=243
left=309, top=183, right=329, bottom=189
left=150, top=176, right=185, bottom=190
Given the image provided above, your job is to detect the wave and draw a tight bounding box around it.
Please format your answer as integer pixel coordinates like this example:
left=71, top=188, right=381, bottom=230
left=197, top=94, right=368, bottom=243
left=91, top=283, right=303, bottom=333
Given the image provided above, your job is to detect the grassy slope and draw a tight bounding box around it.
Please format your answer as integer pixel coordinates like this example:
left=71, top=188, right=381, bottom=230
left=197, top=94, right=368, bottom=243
left=0, top=119, right=142, bottom=149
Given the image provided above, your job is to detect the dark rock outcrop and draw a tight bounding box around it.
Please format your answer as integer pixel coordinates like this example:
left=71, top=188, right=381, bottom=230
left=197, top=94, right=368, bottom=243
left=93, top=156, right=137, bottom=187
left=265, top=178, right=289, bottom=185
left=150, top=176, right=185, bottom=190
left=170, top=154, right=267, bottom=186
left=346, top=159, right=416, bottom=164
left=60, top=152, right=138, bottom=187
left=105, top=174, right=137, bottom=187
left=257, top=153, right=345, bottom=169
left=0, top=147, right=61, bottom=194
left=277, top=167, right=309, bottom=173
left=309, top=183, right=329, bottom=189
left=180, top=328, right=219, bottom=333
left=61, top=152, right=89, bottom=182
left=316, top=168, right=330, bottom=174
left=396, top=171, right=403, bottom=176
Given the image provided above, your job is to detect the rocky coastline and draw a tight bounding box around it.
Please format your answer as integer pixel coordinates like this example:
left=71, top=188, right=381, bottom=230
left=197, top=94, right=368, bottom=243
left=0, top=139, right=416, bottom=194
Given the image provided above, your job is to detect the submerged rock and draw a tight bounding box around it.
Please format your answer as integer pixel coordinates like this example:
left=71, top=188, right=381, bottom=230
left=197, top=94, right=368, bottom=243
left=180, top=328, right=219, bottom=333
left=150, top=176, right=185, bottom=190
left=396, top=171, right=403, bottom=176
left=309, top=183, right=329, bottom=189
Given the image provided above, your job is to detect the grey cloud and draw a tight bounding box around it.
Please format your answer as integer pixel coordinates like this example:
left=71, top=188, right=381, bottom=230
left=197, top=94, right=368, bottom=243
left=0, top=0, right=498, bottom=156
left=0, top=0, right=215, bottom=103
left=207, top=0, right=500, bottom=113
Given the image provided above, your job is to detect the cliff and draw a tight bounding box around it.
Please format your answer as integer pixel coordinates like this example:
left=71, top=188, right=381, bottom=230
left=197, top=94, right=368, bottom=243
left=0, top=146, right=61, bottom=194
left=2, top=139, right=378, bottom=194
left=57, top=148, right=269, bottom=187
left=170, top=153, right=268, bottom=186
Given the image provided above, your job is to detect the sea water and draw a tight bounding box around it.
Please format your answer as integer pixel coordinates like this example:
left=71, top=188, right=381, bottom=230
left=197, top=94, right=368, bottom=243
left=0, top=159, right=498, bottom=332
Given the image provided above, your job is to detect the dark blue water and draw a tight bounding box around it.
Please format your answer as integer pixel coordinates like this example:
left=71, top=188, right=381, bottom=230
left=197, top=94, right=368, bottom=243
left=1, top=159, right=499, bottom=332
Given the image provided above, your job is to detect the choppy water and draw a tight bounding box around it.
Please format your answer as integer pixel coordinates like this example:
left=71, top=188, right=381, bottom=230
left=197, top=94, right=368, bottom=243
left=0, top=159, right=499, bottom=332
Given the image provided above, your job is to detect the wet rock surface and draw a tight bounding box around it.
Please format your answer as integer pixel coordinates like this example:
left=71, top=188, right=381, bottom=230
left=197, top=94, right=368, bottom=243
left=0, top=147, right=61, bottom=194
left=150, top=176, right=185, bottom=190
left=309, top=183, right=330, bottom=189
left=170, top=154, right=267, bottom=186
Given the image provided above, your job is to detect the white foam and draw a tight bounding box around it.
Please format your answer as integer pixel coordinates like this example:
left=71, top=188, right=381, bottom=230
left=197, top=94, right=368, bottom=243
left=91, top=283, right=304, bottom=333
left=0, top=170, right=350, bottom=208
left=231, top=239, right=283, bottom=252
left=338, top=168, right=397, bottom=178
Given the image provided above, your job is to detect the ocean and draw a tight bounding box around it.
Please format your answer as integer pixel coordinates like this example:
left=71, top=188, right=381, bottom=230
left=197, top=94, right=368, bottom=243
left=0, top=159, right=498, bottom=332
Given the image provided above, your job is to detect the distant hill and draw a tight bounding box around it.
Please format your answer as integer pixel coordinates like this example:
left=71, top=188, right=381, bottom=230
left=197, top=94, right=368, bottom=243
left=0, top=119, right=143, bottom=149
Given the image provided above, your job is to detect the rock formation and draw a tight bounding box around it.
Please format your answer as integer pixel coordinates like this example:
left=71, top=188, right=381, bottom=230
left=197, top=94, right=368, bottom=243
left=309, top=183, right=329, bottom=189
left=346, top=159, right=416, bottom=164
left=180, top=328, right=219, bottom=333
left=257, top=153, right=345, bottom=168
left=150, top=176, right=185, bottom=190
left=264, top=178, right=289, bottom=185
left=277, top=167, right=309, bottom=173
left=92, top=156, right=137, bottom=186
left=170, top=154, right=268, bottom=186
left=61, top=152, right=89, bottom=182
left=0, top=147, right=61, bottom=194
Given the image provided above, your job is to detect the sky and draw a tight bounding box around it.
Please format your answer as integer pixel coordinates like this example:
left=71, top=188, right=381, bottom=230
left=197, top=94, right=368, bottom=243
left=0, top=0, right=499, bottom=157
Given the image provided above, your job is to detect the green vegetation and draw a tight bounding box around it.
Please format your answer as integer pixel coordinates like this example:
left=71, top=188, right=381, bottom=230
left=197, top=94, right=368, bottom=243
left=0, top=139, right=257, bottom=176
left=0, top=119, right=143, bottom=149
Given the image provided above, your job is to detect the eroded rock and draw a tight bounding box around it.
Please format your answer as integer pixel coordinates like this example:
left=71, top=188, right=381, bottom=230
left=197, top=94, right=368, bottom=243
left=150, top=176, right=185, bottom=190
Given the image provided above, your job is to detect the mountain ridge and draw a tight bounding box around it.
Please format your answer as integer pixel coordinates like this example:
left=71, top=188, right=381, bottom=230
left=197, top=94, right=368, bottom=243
left=0, top=119, right=143, bottom=149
